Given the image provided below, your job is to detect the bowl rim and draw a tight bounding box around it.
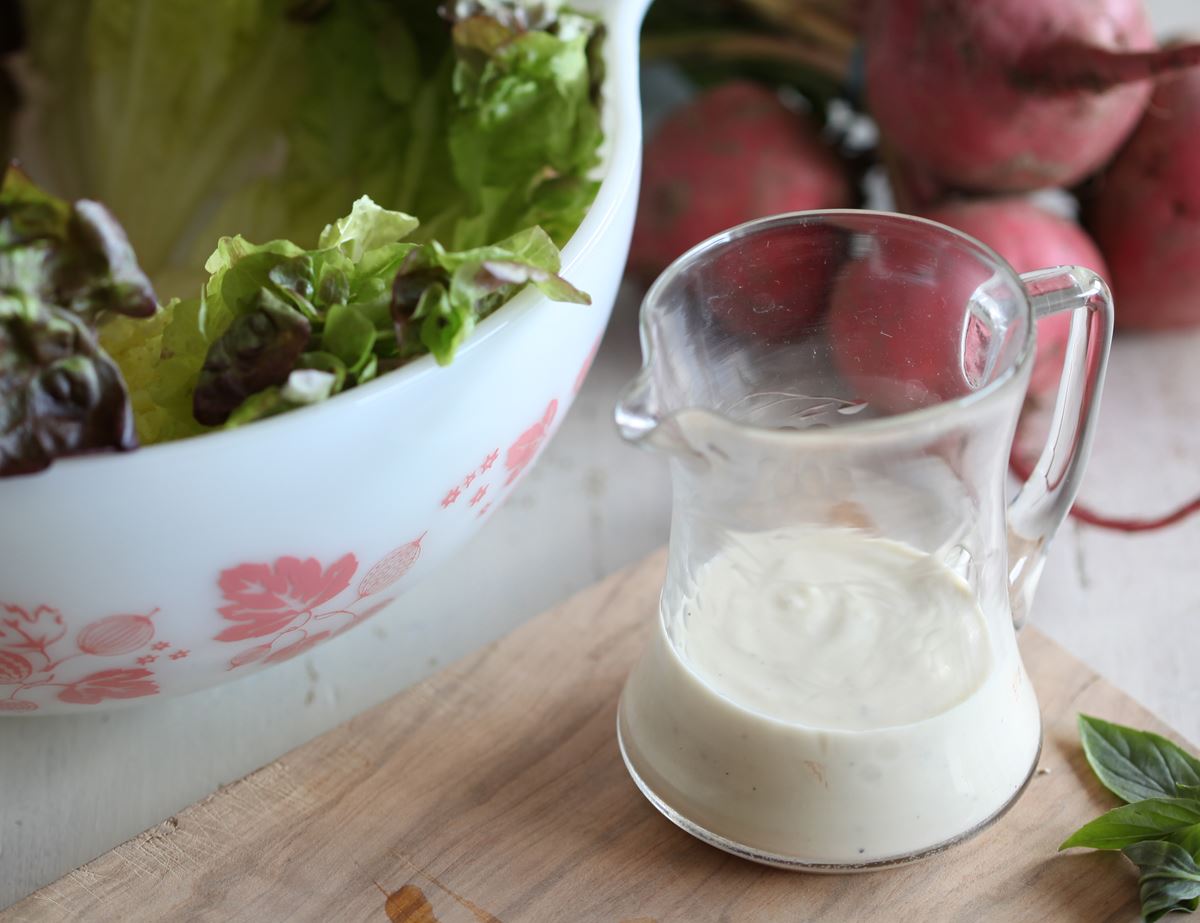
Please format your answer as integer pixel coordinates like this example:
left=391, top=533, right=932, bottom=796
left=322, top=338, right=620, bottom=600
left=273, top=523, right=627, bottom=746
left=8, top=3, right=643, bottom=482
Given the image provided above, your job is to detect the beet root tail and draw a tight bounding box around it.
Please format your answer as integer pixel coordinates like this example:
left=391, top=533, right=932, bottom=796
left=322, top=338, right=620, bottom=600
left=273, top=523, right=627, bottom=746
left=1017, top=42, right=1200, bottom=93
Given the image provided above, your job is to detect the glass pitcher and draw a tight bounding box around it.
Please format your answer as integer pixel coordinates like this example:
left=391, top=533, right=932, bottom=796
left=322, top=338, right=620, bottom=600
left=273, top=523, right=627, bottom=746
left=614, top=211, right=1113, bottom=870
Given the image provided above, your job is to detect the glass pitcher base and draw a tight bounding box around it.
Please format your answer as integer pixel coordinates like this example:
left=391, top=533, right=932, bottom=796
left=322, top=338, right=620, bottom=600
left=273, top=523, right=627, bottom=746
left=617, top=714, right=1043, bottom=874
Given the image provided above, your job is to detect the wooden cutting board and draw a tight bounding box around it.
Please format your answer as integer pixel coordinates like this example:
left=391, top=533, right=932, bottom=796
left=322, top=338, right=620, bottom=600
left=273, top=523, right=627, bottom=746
left=5, top=551, right=1193, bottom=923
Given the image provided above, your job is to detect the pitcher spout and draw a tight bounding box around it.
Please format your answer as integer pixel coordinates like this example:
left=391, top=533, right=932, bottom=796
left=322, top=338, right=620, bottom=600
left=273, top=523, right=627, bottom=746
left=615, top=369, right=661, bottom=445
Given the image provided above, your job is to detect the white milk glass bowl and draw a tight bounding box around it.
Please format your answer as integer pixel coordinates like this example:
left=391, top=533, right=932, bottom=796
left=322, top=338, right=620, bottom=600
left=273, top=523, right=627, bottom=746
left=0, top=0, right=649, bottom=715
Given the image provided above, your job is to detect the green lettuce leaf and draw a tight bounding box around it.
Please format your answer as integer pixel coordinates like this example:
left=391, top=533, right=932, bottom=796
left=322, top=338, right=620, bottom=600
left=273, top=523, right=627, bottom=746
left=445, top=7, right=603, bottom=248
left=106, top=195, right=585, bottom=435
left=15, top=2, right=603, bottom=446
left=20, top=0, right=307, bottom=286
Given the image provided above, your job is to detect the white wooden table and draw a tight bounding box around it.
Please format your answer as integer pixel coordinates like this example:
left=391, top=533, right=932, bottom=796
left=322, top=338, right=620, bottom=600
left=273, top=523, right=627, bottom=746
left=3, top=0, right=1199, bottom=908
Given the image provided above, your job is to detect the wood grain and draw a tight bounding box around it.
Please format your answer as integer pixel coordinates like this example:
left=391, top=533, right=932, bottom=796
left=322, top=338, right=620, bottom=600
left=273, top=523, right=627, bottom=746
left=4, top=551, right=1193, bottom=923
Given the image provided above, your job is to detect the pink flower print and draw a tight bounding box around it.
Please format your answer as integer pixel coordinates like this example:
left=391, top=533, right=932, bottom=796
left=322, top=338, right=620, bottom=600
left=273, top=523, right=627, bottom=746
left=136, top=655, right=158, bottom=666
left=170, top=650, right=189, bottom=660
left=356, top=536, right=424, bottom=598
left=504, top=399, right=558, bottom=486
left=0, top=650, right=33, bottom=684
left=0, top=699, right=38, bottom=712
left=469, top=485, right=488, bottom=507
left=76, top=612, right=156, bottom=656
left=263, top=631, right=333, bottom=665
left=215, top=554, right=357, bottom=643
left=152, top=641, right=171, bottom=651
left=227, top=643, right=273, bottom=671
left=441, top=486, right=461, bottom=508
left=57, top=669, right=158, bottom=705
left=0, top=604, right=67, bottom=658
left=475, top=503, right=492, bottom=519
left=480, top=450, right=498, bottom=472
left=462, top=471, right=476, bottom=489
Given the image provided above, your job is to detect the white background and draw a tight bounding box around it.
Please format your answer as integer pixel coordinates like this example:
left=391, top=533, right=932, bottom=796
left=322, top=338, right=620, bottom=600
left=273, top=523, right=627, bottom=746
left=3, top=0, right=1199, bottom=909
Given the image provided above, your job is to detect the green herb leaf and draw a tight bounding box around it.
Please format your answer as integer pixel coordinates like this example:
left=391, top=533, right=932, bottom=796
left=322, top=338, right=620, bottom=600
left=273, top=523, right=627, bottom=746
left=1079, top=715, right=1200, bottom=803
left=1061, top=799, right=1200, bottom=852
left=1122, top=841, right=1200, bottom=922
left=1168, top=824, right=1200, bottom=859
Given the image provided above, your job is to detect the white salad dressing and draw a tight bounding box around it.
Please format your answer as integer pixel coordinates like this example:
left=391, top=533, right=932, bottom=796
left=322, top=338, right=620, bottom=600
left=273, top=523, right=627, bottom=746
left=618, top=527, right=1041, bottom=865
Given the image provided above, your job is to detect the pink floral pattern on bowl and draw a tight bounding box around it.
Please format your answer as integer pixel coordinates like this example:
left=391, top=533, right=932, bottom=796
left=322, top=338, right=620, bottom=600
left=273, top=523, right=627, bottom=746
left=504, top=399, right=558, bottom=486
left=0, top=603, right=183, bottom=711
left=216, top=534, right=424, bottom=671
left=1, top=391, right=570, bottom=711
left=441, top=397, right=562, bottom=519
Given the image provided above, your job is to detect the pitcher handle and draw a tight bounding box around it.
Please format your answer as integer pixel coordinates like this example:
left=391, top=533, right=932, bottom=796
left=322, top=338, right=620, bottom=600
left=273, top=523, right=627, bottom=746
left=1007, top=267, right=1114, bottom=628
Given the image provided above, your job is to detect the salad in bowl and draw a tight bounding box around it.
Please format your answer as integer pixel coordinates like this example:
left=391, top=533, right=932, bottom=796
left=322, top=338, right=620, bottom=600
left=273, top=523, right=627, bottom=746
left=0, top=0, right=644, bottom=713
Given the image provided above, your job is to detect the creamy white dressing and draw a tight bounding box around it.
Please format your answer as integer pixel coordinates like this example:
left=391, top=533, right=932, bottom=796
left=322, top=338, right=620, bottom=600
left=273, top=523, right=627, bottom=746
left=618, top=527, right=1041, bottom=865
left=680, top=529, right=991, bottom=730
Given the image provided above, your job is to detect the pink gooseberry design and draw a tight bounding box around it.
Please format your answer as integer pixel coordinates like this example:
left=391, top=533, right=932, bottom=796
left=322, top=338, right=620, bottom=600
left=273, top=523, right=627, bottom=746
left=0, top=650, right=33, bottom=684
left=357, top=534, right=425, bottom=597
left=76, top=611, right=158, bottom=656
left=0, top=601, right=169, bottom=710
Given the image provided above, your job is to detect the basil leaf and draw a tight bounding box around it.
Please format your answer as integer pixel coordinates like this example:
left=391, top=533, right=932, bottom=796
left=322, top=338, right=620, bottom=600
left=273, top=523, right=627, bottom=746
left=1182, top=786, right=1200, bottom=801
left=1168, top=824, right=1200, bottom=858
left=1079, top=715, right=1200, bottom=803
left=1122, top=841, right=1200, bottom=922
left=1061, top=799, right=1200, bottom=851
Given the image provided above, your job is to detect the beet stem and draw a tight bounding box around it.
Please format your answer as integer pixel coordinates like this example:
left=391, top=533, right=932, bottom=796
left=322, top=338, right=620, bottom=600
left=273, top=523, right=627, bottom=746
left=1018, top=42, right=1200, bottom=93
left=1009, top=451, right=1200, bottom=533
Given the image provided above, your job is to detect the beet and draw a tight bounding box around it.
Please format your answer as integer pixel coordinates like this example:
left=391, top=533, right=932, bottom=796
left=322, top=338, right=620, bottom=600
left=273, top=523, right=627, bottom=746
left=701, top=223, right=848, bottom=341
left=864, top=0, right=1200, bottom=192
left=630, top=81, right=853, bottom=282
left=827, top=232, right=995, bottom=413
left=922, top=198, right=1109, bottom=394
left=1089, top=67, right=1200, bottom=329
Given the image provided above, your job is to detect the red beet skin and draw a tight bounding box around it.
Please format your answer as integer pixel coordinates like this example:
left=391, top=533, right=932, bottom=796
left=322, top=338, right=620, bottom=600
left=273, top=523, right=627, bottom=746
left=701, top=223, right=848, bottom=341
left=865, top=0, right=1155, bottom=192
left=922, top=199, right=1109, bottom=394
left=630, top=81, right=854, bottom=282
left=1089, top=68, right=1200, bottom=329
left=828, top=234, right=996, bottom=413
